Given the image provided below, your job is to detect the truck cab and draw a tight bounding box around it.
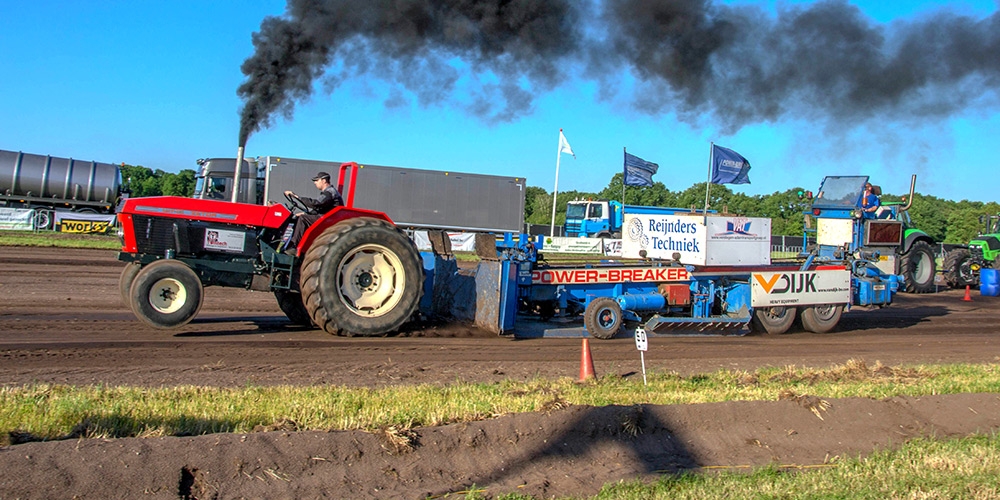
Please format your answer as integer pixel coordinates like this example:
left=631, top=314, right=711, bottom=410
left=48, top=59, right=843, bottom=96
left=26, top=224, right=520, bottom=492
left=564, top=200, right=620, bottom=238
left=192, top=158, right=263, bottom=204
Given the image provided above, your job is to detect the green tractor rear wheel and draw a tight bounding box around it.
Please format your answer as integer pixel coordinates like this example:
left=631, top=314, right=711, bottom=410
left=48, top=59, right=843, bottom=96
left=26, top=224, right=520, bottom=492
left=899, top=241, right=936, bottom=293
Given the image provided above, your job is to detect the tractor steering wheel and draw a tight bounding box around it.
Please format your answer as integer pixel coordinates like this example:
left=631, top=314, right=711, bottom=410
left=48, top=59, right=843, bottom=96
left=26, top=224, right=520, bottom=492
left=283, top=192, right=309, bottom=214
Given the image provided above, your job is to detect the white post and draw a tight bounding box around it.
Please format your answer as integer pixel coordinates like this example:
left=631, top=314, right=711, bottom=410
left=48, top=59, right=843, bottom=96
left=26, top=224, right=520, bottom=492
left=549, top=130, right=564, bottom=237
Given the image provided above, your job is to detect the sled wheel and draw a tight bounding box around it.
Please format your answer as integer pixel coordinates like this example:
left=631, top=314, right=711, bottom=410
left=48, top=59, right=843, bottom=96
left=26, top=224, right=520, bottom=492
left=900, top=241, right=936, bottom=293
left=751, top=306, right=796, bottom=334
left=274, top=289, right=313, bottom=327
left=800, top=304, right=843, bottom=334
left=119, top=262, right=142, bottom=310
left=299, top=217, right=423, bottom=336
left=129, top=259, right=203, bottom=329
left=943, top=248, right=975, bottom=288
left=584, top=297, right=623, bottom=340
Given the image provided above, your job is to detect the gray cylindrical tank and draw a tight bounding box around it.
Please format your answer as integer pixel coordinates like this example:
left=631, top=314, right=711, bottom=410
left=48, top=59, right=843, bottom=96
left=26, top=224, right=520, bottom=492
left=0, top=149, right=121, bottom=204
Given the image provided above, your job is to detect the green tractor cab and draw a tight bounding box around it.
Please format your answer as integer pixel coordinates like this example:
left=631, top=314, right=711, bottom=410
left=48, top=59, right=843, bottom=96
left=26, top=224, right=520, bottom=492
left=805, top=175, right=937, bottom=294
left=944, top=215, right=1000, bottom=288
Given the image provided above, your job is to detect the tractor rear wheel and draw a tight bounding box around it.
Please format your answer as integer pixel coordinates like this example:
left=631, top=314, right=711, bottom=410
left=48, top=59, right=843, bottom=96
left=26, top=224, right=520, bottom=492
left=299, top=217, right=423, bottom=336
left=800, top=304, right=843, bottom=333
left=751, top=306, right=796, bottom=334
left=943, top=248, right=975, bottom=288
left=899, top=241, right=936, bottom=293
left=129, top=259, right=204, bottom=329
left=584, top=297, right=623, bottom=339
left=274, top=290, right=313, bottom=326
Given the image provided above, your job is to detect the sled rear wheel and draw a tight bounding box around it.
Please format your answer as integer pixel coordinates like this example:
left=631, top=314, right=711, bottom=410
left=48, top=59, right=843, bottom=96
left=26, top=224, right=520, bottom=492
left=584, top=297, right=623, bottom=340
left=751, top=306, right=796, bottom=334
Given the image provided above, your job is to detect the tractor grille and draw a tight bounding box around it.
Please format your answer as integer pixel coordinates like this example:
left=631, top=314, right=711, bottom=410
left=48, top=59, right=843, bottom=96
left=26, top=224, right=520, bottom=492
left=132, top=215, right=179, bottom=255
left=130, top=215, right=258, bottom=257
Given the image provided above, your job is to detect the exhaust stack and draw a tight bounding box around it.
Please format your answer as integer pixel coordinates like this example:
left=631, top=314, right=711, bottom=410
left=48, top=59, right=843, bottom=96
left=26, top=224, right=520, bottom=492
left=232, top=146, right=245, bottom=203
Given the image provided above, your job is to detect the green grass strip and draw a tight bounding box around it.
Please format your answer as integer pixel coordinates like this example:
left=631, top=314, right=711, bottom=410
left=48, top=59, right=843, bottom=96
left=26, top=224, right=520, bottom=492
left=2, top=360, right=998, bottom=443
left=584, top=434, right=1000, bottom=500
left=0, top=230, right=120, bottom=249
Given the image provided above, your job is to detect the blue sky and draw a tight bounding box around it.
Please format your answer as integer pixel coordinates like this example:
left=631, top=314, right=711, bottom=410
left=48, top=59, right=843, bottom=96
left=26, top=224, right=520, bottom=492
left=1, top=0, right=997, bottom=203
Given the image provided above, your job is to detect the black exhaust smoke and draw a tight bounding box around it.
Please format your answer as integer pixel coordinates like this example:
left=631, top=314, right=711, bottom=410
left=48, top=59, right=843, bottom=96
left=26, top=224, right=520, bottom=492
left=237, top=0, right=582, bottom=146
left=237, top=0, right=1000, bottom=145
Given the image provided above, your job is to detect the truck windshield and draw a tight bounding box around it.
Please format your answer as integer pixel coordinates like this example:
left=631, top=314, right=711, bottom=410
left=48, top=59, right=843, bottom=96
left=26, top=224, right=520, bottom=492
left=565, top=203, right=586, bottom=219
left=813, top=176, right=868, bottom=209
left=193, top=176, right=206, bottom=198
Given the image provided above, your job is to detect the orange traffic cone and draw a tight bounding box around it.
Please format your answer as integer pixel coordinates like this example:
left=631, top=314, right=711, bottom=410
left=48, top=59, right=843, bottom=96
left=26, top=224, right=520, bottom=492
left=962, top=285, right=973, bottom=302
left=579, top=338, right=596, bottom=381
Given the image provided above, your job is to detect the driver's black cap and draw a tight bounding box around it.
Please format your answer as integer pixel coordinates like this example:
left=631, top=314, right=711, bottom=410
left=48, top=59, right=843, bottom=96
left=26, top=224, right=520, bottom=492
left=312, top=172, right=331, bottom=181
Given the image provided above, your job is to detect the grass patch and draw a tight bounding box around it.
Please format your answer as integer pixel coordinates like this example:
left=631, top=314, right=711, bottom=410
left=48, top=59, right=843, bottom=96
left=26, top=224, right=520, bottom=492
left=2, top=360, right=997, bottom=444
left=0, top=230, right=120, bottom=249
left=592, top=434, right=1000, bottom=499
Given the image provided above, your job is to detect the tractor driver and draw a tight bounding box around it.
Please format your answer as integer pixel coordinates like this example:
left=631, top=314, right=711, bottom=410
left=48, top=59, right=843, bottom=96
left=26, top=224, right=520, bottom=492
left=860, top=182, right=880, bottom=218
left=282, top=171, right=344, bottom=254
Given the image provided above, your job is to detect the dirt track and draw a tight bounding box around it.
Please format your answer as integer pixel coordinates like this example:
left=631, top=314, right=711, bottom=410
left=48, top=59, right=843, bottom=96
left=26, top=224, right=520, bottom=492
left=1, top=246, right=1000, bottom=499
left=2, top=246, right=1000, bottom=388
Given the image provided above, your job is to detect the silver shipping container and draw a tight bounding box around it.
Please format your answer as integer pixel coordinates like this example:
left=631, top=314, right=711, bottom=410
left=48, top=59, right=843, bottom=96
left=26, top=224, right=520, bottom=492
left=261, top=156, right=526, bottom=233
left=1, top=149, right=121, bottom=206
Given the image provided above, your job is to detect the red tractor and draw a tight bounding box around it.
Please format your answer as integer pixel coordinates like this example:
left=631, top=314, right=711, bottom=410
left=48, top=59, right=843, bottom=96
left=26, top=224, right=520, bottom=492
left=117, top=162, right=424, bottom=336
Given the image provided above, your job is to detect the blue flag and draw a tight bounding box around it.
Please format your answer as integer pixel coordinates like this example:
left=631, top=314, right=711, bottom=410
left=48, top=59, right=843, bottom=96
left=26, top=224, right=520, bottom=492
left=711, top=145, right=751, bottom=185
left=624, top=152, right=659, bottom=187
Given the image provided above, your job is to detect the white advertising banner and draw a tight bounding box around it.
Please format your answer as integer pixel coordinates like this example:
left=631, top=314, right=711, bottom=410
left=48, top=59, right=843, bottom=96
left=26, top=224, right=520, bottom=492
left=0, top=208, right=34, bottom=231
left=602, top=239, right=622, bottom=257
left=623, top=214, right=771, bottom=266
left=411, top=231, right=478, bottom=252
left=54, top=211, right=117, bottom=233
left=751, top=269, right=851, bottom=307
left=622, top=213, right=708, bottom=264
left=204, top=228, right=247, bottom=253
left=704, top=216, right=771, bottom=266
left=542, top=236, right=604, bottom=254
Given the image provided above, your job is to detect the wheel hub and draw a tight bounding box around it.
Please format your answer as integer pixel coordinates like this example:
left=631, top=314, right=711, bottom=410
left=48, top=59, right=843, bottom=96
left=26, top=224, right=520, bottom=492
left=148, top=278, right=186, bottom=314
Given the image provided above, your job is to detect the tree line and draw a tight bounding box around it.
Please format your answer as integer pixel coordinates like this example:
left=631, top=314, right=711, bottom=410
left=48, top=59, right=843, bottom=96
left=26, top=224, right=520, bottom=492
left=119, top=164, right=196, bottom=198
left=524, top=173, right=1000, bottom=245
left=119, top=163, right=998, bottom=245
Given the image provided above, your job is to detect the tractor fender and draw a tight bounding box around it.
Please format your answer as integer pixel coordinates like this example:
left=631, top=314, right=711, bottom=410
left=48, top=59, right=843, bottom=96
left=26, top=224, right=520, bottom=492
left=901, top=230, right=934, bottom=254
left=297, top=207, right=394, bottom=256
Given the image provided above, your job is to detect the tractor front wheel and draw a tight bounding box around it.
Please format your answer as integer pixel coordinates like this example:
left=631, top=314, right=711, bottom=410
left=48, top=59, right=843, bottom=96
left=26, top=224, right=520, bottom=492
left=274, top=290, right=313, bottom=327
left=119, top=262, right=142, bottom=310
left=899, top=241, right=936, bottom=293
left=129, top=260, right=204, bottom=329
left=299, top=217, right=423, bottom=336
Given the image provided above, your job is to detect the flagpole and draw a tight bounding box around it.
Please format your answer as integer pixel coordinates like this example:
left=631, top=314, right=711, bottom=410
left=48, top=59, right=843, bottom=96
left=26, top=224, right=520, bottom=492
left=550, top=129, right=564, bottom=237
left=704, top=141, right=714, bottom=214
left=622, top=147, right=626, bottom=206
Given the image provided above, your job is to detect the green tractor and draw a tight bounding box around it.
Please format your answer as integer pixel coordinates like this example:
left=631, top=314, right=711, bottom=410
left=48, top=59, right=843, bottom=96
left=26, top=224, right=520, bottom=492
left=944, top=214, right=1000, bottom=288
left=806, top=176, right=937, bottom=293
left=878, top=195, right=938, bottom=294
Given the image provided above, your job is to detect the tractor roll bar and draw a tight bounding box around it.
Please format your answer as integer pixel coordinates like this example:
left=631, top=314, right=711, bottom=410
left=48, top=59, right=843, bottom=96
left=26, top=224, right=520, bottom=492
left=337, top=162, right=359, bottom=208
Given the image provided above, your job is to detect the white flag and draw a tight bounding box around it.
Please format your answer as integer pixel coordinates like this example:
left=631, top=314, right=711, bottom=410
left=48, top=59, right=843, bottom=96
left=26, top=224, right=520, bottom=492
left=559, top=129, right=575, bottom=158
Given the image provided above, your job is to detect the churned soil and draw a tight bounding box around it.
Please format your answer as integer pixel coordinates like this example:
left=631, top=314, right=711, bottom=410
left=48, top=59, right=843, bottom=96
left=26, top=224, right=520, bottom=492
left=1, top=246, right=1000, bottom=498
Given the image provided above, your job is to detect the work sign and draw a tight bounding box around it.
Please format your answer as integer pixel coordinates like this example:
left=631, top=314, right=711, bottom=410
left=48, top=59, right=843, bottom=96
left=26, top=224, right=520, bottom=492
left=750, top=269, right=851, bottom=307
